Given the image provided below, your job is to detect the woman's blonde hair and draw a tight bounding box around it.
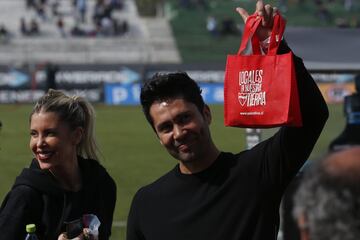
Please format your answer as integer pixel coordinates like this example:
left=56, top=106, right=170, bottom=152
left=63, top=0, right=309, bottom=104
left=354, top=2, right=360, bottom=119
left=30, top=89, right=100, bottom=161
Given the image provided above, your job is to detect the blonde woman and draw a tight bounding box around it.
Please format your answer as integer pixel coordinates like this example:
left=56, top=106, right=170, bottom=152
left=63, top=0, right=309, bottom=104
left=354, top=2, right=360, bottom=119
left=0, top=89, right=116, bottom=239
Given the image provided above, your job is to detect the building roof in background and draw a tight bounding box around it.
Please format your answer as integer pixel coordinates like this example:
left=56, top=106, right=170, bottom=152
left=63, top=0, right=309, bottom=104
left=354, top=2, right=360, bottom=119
left=285, top=27, right=360, bottom=71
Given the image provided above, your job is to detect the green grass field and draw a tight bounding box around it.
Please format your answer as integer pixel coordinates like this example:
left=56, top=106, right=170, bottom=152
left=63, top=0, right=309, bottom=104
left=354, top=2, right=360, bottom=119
left=0, top=103, right=343, bottom=239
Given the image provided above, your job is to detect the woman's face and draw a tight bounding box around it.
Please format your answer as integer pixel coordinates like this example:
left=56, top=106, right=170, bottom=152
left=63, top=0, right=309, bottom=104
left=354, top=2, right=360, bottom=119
left=30, top=111, right=80, bottom=171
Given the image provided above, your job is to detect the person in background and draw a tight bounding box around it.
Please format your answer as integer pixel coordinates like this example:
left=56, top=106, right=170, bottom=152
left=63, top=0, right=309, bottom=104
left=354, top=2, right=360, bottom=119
left=0, top=24, right=11, bottom=44
left=126, top=1, right=328, bottom=239
left=293, top=146, right=360, bottom=240
left=329, top=74, right=360, bottom=152
left=45, top=62, right=59, bottom=90
left=206, top=15, right=218, bottom=37
left=29, top=18, right=40, bottom=35
left=0, top=89, right=116, bottom=240
left=20, top=17, right=28, bottom=36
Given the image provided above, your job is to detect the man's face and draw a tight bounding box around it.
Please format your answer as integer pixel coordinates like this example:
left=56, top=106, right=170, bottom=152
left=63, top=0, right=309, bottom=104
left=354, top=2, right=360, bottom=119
left=149, top=98, right=212, bottom=164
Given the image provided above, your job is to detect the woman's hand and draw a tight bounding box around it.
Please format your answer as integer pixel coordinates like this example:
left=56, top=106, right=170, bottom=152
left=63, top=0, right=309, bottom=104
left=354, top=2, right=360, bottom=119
left=58, top=232, right=85, bottom=240
left=57, top=229, right=98, bottom=240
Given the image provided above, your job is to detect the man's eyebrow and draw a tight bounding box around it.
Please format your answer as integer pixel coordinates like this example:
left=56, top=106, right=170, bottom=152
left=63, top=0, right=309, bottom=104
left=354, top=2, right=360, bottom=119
left=157, top=120, right=171, bottom=129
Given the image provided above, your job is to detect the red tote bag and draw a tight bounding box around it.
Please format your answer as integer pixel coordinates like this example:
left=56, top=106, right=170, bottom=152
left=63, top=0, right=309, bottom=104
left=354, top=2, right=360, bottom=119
left=224, top=14, right=302, bottom=128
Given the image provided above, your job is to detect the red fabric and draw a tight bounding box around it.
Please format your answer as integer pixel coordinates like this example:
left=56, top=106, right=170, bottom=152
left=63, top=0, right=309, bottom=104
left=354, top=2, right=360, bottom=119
left=224, top=14, right=302, bottom=128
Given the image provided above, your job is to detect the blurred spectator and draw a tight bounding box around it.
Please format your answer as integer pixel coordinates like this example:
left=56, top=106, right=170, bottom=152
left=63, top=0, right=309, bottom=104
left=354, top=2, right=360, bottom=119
left=29, top=18, right=40, bottom=35
left=35, top=2, right=48, bottom=21
left=0, top=25, right=9, bottom=36
left=329, top=74, right=360, bottom=152
left=335, top=17, right=350, bottom=28
left=93, top=0, right=112, bottom=25
left=20, top=0, right=128, bottom=39
left=90, top=0, right=128, bottom=38
left=19, top=18, right=40, bottom=36
left=314, top=0, right=333, bottom=24
left=122, top=20, right=129, bottom=34
left=70, top=24, right=87, bottom=37
left=51, top=0, right=60, bottom=17
left=20, top=18, right=28, bottom=36
left=45, top=62, right=59, bottom=90
left=100, top=17, right=113, bottom=36
left=206, top=16, right=218, bottom=37
left=221, top=17, right=240, bottom=36
left=0, top=24, right=10, bottom=44
left=350, top=16, right=360, bottom=28
left=56, top=16, right=66, bottom=38
left=75, top=0, right=87, bottom=23
left=113, top=18, right=128, bottom=36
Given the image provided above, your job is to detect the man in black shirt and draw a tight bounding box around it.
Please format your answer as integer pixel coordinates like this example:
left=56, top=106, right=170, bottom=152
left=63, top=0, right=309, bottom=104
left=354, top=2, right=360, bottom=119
left=127, top=1, right=329, bottom=240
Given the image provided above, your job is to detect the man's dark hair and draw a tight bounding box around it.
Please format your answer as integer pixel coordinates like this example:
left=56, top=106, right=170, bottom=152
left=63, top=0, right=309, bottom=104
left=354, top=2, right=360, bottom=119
left=140, top=72, right=205, bottom=128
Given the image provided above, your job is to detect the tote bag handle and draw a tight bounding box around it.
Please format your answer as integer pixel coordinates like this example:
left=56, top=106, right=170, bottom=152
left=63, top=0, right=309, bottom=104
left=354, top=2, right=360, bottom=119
left=238, top=15, right=262, bottom=55
left=238, top=13, right=286, bottom=56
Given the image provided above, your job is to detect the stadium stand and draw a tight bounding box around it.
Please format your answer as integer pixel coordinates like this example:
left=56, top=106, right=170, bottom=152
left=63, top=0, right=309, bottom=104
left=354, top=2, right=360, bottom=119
left=0, top=0, right=181, bottom=64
